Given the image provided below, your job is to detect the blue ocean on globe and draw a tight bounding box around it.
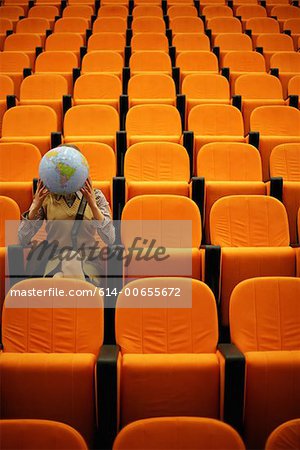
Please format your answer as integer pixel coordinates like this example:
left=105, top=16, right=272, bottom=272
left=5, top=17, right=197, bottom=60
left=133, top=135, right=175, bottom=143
left=39, top=146, right=89, bottom=194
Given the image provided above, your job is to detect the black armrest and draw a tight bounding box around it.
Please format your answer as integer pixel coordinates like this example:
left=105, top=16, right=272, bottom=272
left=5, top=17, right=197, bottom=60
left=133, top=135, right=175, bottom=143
left=221, top=67, right=230, bottom=81
left=218, top=343, right=245, bottom=434
left=213, top=46, right=220, bottom=60
left=91, top=14, right=96, bottom=25
left=119, top=94, right=128, bottom=131
left=232, top=95, right=241, bottom=111
left=113, top=176, right=126, bottom=220
left=169, top=45, right=176, bottom=67
left=172, top=66, right=180, bottom=94
left=124, top=46, right=131, bottom=67
left=129, top=0, right=134, bottom=15
left=245, top=29, right=252, bottom=37
left=6, top=95, right=16, bottom=109
left=35, top=46, right=43, bottom=58
left=61, top=0, right=67, bottom=12
left=284, top=29, right=291, bottom=35
left=163, top=14, right=169, bottom=29
left=86, top=28, right=92, bottom=41
left=72, top=67, right=81, bottom=84
left=28, top=0, right=34, bottom=8
left=105, top=244, right=124, bottom=329
left=51, top=132, right=62, bottom=148
left=289, top=94, right=298, bottom=109
left=183, top=130, right=194, bottom=178
left=199, top=14, right=205, bottom=23
left=127, top=14, right=133, bottom=28
left=95, top=0, right=100, bottom=14
left=80, top=46, right=87, bottom=61
left=162, top=0, right=167, bottom=15
left=6, top=29, right=13, bottom=36
left=248, top=131, right=259, bottom=149
left=205, top=29, right=212, bottom=41
left=63, top=95, right=72, bottom=117
left=176, top=94, right=185, bottom=131
left=23, top=68, right=32, bottom=78
left=256, top=46, right=263, bottom=54
left=227, top=0, right=233, bottom=7
left=191, top=176, right=205, bottom=225
left=204, top=245, right=221, bottom=302
left=55, top=15, right=60, bottom=22
left=116, top=130, right=127, bottom=176
left=270, top=67, right=279, bottom=77
left=166, top=28, right=172, bottom=47
left=33, top=177, right=38, bottom=194
left=122, top=67, right=130, bottom=95
left=46, top=29, right=52, bottom=37
left=96, top=344, right=120, bottom=449
left=260, top=0, right=266, bottom=6
left=270, top=177, right=283, bottom=202
left=126, top=29, right=132, bottom=46
left=194, top=0, right=200, bottom=15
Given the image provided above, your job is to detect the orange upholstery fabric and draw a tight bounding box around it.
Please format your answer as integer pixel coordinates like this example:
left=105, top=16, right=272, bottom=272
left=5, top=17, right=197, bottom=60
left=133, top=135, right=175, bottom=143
left=74, top=73, right=122, bottom=110
left=35, top=51, right=78, bottom=94
left=82, top=51, right=123, bottom=78
left=128, top=74, right=176, bottom=107
left=270, top=52, right=300, bottom=98
left=266, top=419, right=300, bottom=450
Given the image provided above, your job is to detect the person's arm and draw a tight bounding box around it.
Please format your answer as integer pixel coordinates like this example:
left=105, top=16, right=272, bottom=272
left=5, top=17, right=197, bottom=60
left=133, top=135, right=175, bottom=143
left=81, top=178, right=115, bottom=245
left=18, top=180, right=48, bottom=245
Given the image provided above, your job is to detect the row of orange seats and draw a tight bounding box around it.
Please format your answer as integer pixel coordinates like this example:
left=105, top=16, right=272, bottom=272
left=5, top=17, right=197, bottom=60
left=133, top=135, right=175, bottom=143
left=0, top=275, right=300, bottom=449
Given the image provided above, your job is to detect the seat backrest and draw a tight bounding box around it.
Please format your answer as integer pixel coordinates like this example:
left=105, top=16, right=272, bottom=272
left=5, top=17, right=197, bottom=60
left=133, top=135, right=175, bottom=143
left=93, top=17, right=127, bottom=33
left=270, top=143, right=300, bottom=181
left=214, top=33, right=252, bottom=51
left=2, top=278, right=103, bottom=354
left=63, top=4, right=94, bottom=19
left=116, top=278, right=217, bottom=354
left=0, top=51, right=30, bottom=71
left=234, top=73, right=283, bottom=99
left=28, top=5, right=59, bottom=20
left=2, top=105, right=58, bottom=136
left=202, top=5, right=233, bottom=18
left=266, top=419, right=300, bottom=450
left=171, top=16, right=204, bottom=33
left=20, top=74, right=68, bottom=99
left=197, top=142, right=262, bottom=180
left=87, top=33, right=125, bottom=52
left=223, top=51, right=266, bottom=71
left=250, top=106, right=300, bottom=136
left=245, top=17, right=280, bottom=33
left=64, top=105, right=119, bottom=136
left=124, top=142, right=190, bottom=181
left=168, top=5, right=198, bottom=18
left=82, top=50, right=123, bottom=72
left=69, top=141, right=116, bottom=181
left=54, top=17, right=89, bottom=33
left=177, top=51, right=218, bottom=72
left=270, top=52, right=300, bottom=72
left=35, top=51, right=78, bottom=71
left=271, top=5, right=300, bottom=19
left=0, top=420, right=88, bottom=450
left=126, top=104, right=182, bottom=138
left=283, top=18, right=300, bottom=33
left=45, top=32, right=84, bottom=51
left=128, top=73, right=175, bottom=100
left=210, top=195, right=290, bottom=247
left=188, top=104, right=244, bottom=136
left=132, top=16, right=165, bottom=33
left=207, top=16, right=242, bottom=33
left=235, top=5, right=267, bottom=19
left=16, top=17, right=50, bottom=33
left=121, top=194, right=201, bottom=247
left=0, top=74, right=14, bottom=98
left=130, top=51, right=172, bottom=73
left=0, top=5, right=23, bottom=19
left=230, top=277, right=300, bottom=352
left=288, top=75, right=300, bottom=96
left=173, top=33, right=210, bottom=51
left=131, top=33, right=169, bottom=51
left=0, top=142, right=40, bottom=181
left=74, top=73, right=122, bottom=100
left=0, top=196, right=20, bottom=246
left=0, top=18, right=13, bottom=33
left=113, top=417, right=245, bottom=450
left=98, top=5, right=128, bottom=18
left=4, top=33, right=42, bottom=51
left=256, top=33, right=294, bottom=51
left=182, top=73, right=229, bottom=100
left=132, top=5, right=163, bottom=16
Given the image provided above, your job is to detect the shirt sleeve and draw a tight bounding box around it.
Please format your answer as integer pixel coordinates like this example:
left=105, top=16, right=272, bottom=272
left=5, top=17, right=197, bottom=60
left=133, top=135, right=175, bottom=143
left=92, top=189, right=115, bottom=245
left=18, top=207, right=45, bottom=246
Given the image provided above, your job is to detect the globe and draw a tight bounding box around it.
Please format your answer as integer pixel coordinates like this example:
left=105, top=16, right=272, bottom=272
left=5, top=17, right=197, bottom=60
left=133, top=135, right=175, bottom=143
left=39, top=146, right=89, bottom=195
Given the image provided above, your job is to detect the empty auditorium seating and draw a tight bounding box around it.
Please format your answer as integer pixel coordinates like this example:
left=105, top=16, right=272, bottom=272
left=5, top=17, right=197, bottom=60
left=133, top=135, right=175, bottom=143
left=131, top=33, right=169, bottom=52
left=270, top=143, right=300, bottom=245
left=177, top=51, right=219, bottom=83
left=0, top=18, right=13, bottom=50
left=202, top=5, right=233, bottom=19
left=196, top=142, right=265, bottom=243
left=170, top=17, right=204, bottom=35
left=0, top=74, right=13, bottom=134
left=270, top=52, right=300, bottom=98
left=87, top=33, right=125, bottom=55
left=0, top=105, right=59, bottom=155
left=54, top=17, right=90, bottom=41
left=0, top=5, right=23, bottom=30
left=288, top=75, right=300, bottom=102
left=222, top=51, right=266, bottom=90
left=45, top=33, right=84, bottom=60
left=35, top=51, right=78, bottom=94
left=234, top=73, right=285, bottom=134
left=168, top=5, right=198, bottom=19
left=256, top=34, right=294, bottom=71
left=64, top=105, right=119, bottom=149
left=210, top=196, right=298, bottom=327
left=188, top=104, right=245, bottom=162
left=207, top=17, right=242, bottom=44
left=271, top=5, right=300, bottom=31
left=0, top=51, right=30, bottom=96
left=3, top=33, right=42, bottom=68
left=129, top=51, right=173, bottom=76
left=245, top=17, right=280, bottom=47
left=132, top=16, right=165, bottom=34
left=82, top=51, right=123, bottom=79
left=16, top=18, right=50, bottom=45
left=173, top=33, right=210, bottom=54
left=235, top=5, right=267, bottom=28
left=113, top=418, right=245, bottom=450
left=266, top=419, right=300, bottom=450
left=97, top=5, right=128, bottom=18
left=213, top=33, right=253, bottom=67
left=132, top=5, right=163, bottom=17
left=93, top=17, right=127, bottom=34
left=63, top=5, right=94, bottom=25
left=0, top=420, right=88, bottom=450
left=28, top=5, right=59, bottom=28
left=115, top=278, right=219, bottom=425
left=230, top=277, right=300, bottom=449
left=128, top=73, right=176, bottom=107
left=74, top=73, right=122, bottom=111
left=0, top=142, right=40, bottom=213
left=250, top=105, right=300, bottom=180
left=0, top=277, right=104, bottom=447
left=283, top=18, right=300, bottom=50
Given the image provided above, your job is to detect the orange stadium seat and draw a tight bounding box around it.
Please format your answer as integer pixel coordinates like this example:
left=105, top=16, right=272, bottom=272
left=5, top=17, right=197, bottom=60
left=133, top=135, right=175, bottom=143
left=63, top=5, right=94, bottom=25
left=250, top=105, right=300, bottom=181
left=235, top=5, right=267, bottom=29
left=3, top=0, right=30, bottom=15
left=54, top=17, right=90, bottom=41
left=0, top=105, right=59, bottom=155
left=93, top=17, right=127, bottom=34
left=283, top=18, right=300, bottom=51
left=131, top=33, right=169, bottom=52
left=131, top=16, right=165, bottom=33
left=0, top=74, right=14, bottom=134
left=0, top=420, right=88, bottom=450
left=270, top=143, right=300, bottom=245
left=132, top=5, right=163, bottom=16
left=266, top=419, right=300, bottom=450
left=45, top=33, right=84, bottom=60
left=167, top=5, right=198, bottom=18
left=73, top=73, right=122, bottom=111
left=129, top=51, right=172, bottom=76
left=222, top=51, right=266, bottom=91
left=113, top=418, right=245, bottom=450
left=0, top=277, right=104, bottom=447
left=127, top=73, right=176, bottom=107
left=0, top=142, right=41, bottom=214
left=16, top=18, right=51, bottom=45
left=0, top=18, right=13, bottom=50
left=245, top=17, right=280, bottom=47
left=173, top=33, right=210, bottom=54
left=271, top=5, right=300, bottom=31
left=0, top=51, right=30, bottom=97
left=28, top=5, right=59, bottom=28
left=202, top=5, right=233, bottom=18
left=207, top=17, right=242, bottom=44
left=230, top=277, right=300, bottom=449
left=98, top=5, right=128, bottom=18
left=270, top=52, right=300, bottom=99
left=87, top=33, right=125, bottom=56
left=196, top=142, right=266, bottom=243
left=176, top=51, right=219, bottom=84
left=288, top=75, right=300, bottom=104
left=214, top=33, right=253, bottom=67
left=81, top=51, right=123, bottom=79
left=256, top=34, right=294, bottom=71
left=264, top=0, right=290, bottom=15
left=210, top=196, right=298, bottom=328
left=4, top=33, right=42, bottom=68
left=170, top=16, right=204, bottom=35
left=0, top=5, right=23, bottom=30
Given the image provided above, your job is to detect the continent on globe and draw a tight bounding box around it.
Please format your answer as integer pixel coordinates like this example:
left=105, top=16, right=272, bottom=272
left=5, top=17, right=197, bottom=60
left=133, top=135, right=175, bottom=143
left=56, top=162, right=76, bottom=188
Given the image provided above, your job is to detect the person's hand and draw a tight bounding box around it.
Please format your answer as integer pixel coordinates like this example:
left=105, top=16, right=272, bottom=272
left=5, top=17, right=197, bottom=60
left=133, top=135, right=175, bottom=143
left=28, top=180, right=49, bottom=219
left=80, top=177, right=104, bottom=221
